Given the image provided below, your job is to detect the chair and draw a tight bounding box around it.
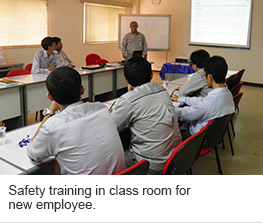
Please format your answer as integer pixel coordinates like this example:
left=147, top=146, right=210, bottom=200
left=199, top=114, right=234, bottom=175
left=95, top=59, right=109, bottom=64
left=234, top=69, right=245, bottom=83
left=225, top=74, right=236, bottom=90
left=25, top=63, right=32, bottom=73
left=163, top=125, right=208, bottom=175
left=115, top=159, right=149, bottom=175
left=85, top=54, right=101, bottom=65
left=231, top=82, right=243, bottom=97
left=228, top=92, right=244, bottom=137
left=233, top=92, right=243, bottom=113
left=6, top=69, right=31, bottom=77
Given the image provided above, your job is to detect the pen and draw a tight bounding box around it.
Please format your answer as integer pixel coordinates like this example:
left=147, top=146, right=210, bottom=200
left=109, top=101, right=116, bottom=110
left=170, top=87, right=180, bottom=97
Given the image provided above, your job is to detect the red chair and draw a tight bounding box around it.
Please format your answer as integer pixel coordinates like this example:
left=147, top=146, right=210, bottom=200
left=199, top=114, right=234, bottom=175
left=116, top=159, right=149, bottom=175
left=85, top=54, right=101, bottom=65
left=7, top=69, right=31, bottom=77
left=95, top=59, right=109, bottom=64
left=231, top=82, right=243, bottom=97
left=163, top=125, right=208, bottom=175
left=25, top=63, right=32, bottom=73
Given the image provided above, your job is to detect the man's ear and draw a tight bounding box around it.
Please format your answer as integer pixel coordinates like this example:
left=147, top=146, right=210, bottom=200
left=124, top=77, right=129, bottom=83
left=80, top=85, right=85, bottom=95
left=46, top=92, right=53, bottom=101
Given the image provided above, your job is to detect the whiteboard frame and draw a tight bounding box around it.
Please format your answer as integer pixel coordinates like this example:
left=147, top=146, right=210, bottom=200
left=118, top=14, right=172, bottom=52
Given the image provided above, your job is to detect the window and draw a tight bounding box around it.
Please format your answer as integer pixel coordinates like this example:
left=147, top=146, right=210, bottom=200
left=83, top=3, right=126, bottom=44
left=0, top=0, right=48, bottom=48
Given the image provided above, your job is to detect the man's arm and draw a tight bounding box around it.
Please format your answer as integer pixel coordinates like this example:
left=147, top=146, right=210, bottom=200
left=121, top=34, right=128, bottom=55
left=27, top=101, right=60, bottom=161
left=111, top=96, right=133, bottom=132
left=142, top=34, right=148, bottom=59
left=179, top=72, right=204, bottom=97
left=31, top=52, right=51, bottom=74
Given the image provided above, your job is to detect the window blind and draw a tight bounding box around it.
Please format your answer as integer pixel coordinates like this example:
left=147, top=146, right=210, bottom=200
left=0, top=0, right=48, bottom=47
left=84, top=3, right=126, bottom=43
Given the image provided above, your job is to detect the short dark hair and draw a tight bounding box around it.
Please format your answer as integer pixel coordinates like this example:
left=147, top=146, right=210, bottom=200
left=203, top=56, right=228, bottom=84
left=190, top=49, right=210, bottom=68
left=124, top=56, right=151, bottom=86
left=41, top=37, right=55, bottom=50
left=46, top=67, right=82, bottom=105
left=53, top=37, right=61, bottom=44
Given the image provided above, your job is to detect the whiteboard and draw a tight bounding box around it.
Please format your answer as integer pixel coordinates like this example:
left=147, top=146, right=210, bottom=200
left=190, top=0, right=253, bottom=48
left=119, top=14, right=171, bottom=52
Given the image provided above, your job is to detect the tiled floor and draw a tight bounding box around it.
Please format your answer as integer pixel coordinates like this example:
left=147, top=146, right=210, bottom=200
left=27, top=73, right=263, bottom=175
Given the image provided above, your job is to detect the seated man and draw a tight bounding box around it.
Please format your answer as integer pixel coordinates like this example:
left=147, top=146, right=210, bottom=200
left=27, top=67, right=125, bottom=175
left=172, top=49, right=211, bottom=98
left=172, top=56, right=235, bottom=138
left=53, top=37, right=74, bottom=67
left=31, top=36, right=57, bottom=74
left=111, top=56, right=182, bottom=175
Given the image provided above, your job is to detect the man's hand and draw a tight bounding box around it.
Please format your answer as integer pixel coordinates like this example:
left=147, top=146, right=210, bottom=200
left=171, top=94, right=179, bottom=102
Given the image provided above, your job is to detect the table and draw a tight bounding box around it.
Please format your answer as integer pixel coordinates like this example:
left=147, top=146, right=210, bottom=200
left=0, top=60, right=24, bottom=78
left=159, top=62, right=194, bottom=80
left=0, top=158, right=26, bottom=175
left=7, top=66, right=126, bottom=125
left=0, top=123, right=54, bottom=175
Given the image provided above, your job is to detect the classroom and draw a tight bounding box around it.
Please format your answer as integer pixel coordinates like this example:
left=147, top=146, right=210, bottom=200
left=1, top=0, right=263, bottom=175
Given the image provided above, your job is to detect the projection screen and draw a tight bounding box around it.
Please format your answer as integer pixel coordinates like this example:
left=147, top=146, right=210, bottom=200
left=190, top=0, right=253, bottom=48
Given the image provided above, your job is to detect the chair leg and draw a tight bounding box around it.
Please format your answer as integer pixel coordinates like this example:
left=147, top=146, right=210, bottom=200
left=227, top=126, right=234, bottom=156
left=221, top=138, right=225, bottom=149
left=230, top=119, right=235, bottom=137
left=214, top=146, right=223, bottom=175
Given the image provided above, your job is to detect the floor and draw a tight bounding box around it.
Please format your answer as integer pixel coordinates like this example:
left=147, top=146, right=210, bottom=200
left=26, top=73, right=263, bottom=175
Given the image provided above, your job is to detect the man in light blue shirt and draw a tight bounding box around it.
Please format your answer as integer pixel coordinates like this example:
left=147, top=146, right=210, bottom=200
left=31, top=37, right=57, bottom=74
left=172, top=56, right=235, bottom=138
left=53, top=37, right=74, bottom=68
left=178, top=49, right=211, bottom=97
left=121, top=21, right=148, bottom=60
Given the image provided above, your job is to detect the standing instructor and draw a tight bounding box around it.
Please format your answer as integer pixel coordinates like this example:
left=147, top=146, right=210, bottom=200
left=121, top=21, right=148, bottom=60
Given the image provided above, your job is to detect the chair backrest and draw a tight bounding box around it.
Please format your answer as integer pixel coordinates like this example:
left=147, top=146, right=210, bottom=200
left=233, top=92, right=243, bottom=109
left=234, top=69, right=245, bottom=83
left=163, top=125, right=208, bottom=175
left=116, top=159, right=149, bottom=175
left=225, top=74, right=236, bottom=90
left=231, top=82, right=243, bottom=97
left=25, top=63, right=32, bottom=73
left=86, top=54, right=101, bottom=65
left=202, top=114, right=233, bottom=150
left=95, top=59, right=109, bottom=64
left=7, top=69, right=31, bottom=77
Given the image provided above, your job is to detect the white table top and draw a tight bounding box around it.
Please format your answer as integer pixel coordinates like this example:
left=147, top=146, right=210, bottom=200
left=0, top=123, right=40, bottom=172
left=0, top=159, right=25, bottom=175
left=7, top=74, right=47, bottom=85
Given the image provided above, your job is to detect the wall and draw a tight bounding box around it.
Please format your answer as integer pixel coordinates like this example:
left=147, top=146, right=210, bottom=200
left=3, top=0, right=136, bottom=68
left=140, top=0, right=263, bottom=84
left=2, top=0, right=263, bottom=84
